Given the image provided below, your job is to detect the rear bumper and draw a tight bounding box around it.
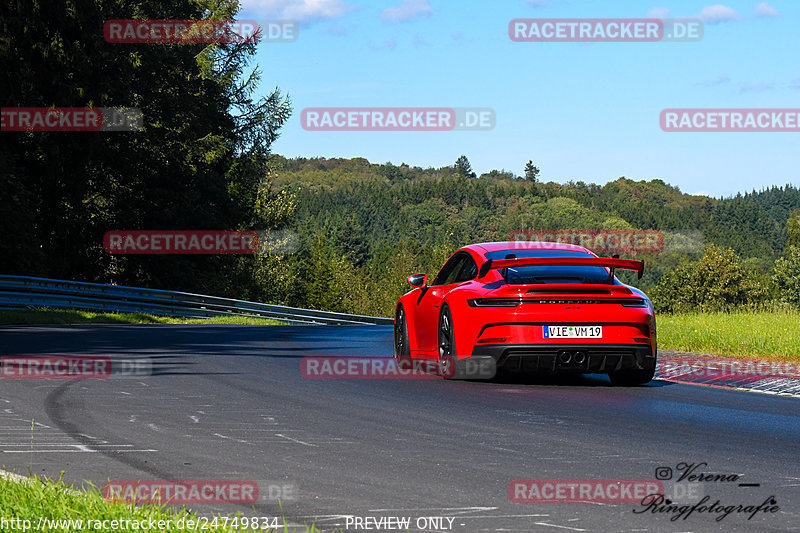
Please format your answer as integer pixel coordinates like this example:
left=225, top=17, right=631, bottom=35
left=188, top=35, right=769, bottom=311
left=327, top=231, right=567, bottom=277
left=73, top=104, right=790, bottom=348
left=471, top=343, right=656, bottom=374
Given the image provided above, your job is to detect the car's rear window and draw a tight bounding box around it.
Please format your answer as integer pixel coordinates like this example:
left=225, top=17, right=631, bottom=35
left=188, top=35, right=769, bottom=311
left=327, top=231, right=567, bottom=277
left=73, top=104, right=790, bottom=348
left=485, top=249, right=612, bottom=285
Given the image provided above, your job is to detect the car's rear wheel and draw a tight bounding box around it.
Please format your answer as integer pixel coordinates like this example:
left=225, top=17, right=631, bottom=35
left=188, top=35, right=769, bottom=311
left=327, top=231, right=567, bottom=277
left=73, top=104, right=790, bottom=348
left=609, top=357, right=656, bottom=386
left=394, top=305, right=410, bottom=362
left=438, top=305, right=457, bottom=379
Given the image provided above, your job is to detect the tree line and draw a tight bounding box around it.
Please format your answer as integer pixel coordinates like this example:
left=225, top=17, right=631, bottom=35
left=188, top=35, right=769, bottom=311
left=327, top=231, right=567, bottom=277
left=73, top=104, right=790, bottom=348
left=265, top=155, right=800, bottom=316
left=2, top=0, right=798, bottom=317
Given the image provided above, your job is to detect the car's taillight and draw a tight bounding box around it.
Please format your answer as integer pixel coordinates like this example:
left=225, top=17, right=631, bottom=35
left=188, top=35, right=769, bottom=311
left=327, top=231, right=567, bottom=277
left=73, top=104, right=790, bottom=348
left=649, top=315, right=657, bottom=354
left=620, top=299, right=647, bottom=307
left=467, top=299, right=520, bottom=307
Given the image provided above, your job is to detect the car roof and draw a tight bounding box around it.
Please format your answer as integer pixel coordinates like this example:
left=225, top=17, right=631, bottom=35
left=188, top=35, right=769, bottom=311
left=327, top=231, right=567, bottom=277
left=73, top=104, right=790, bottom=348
left=467, top=241, right=594, bottom=254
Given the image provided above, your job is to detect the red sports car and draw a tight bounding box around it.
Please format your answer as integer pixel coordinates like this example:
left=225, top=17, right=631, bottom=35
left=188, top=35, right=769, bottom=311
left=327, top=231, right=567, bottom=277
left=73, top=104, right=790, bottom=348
left=393, top=241, right=657, bottom=385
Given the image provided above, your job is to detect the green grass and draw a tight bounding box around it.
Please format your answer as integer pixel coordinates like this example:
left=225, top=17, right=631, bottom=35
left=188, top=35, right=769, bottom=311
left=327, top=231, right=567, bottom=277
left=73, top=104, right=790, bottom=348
left=0, top=309, right=287, bottom=325
left=8, top=308, right=797, bottom=362
left=0, top=472, right=327, bottom=532
left=658, top=311, right=800, bottom=362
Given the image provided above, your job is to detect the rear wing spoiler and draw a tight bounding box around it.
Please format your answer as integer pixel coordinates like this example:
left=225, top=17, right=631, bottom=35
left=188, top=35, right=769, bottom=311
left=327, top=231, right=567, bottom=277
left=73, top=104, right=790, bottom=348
left=478, top=256, right=645, bottom=280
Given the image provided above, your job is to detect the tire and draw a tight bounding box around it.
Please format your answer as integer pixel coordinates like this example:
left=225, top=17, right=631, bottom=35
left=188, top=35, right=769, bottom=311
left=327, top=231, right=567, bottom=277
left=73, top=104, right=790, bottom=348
left=438, top=305, right=458, bottom=380
left=394, top=305, right=411, bottom=362
left=609, top=356, right=656, bottom=386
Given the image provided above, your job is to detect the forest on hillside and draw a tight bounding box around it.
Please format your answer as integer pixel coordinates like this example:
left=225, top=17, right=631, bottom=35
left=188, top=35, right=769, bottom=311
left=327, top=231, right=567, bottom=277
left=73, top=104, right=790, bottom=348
left=259, top=155, right=800, bottom=316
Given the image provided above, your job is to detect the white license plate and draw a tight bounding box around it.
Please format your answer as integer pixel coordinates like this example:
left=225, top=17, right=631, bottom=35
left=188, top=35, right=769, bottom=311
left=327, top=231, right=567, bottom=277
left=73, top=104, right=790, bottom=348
left=543, top=325, right=603, bottom=339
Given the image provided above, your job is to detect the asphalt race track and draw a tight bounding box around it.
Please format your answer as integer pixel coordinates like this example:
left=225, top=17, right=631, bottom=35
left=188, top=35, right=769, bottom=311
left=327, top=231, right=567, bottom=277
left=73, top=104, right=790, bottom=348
left=1, top=324, right=799, bottom=532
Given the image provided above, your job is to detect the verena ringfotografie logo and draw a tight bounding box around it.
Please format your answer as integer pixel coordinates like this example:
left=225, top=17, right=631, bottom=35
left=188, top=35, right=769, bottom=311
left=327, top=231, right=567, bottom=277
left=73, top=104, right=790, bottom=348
left=104, top=230, right=257, bottom=254
left=300, top=108, right=495, bottom=131
left=509, top=18, right=703, bottom=42
left=1, top=356, right=111, bottom=379
left=510, top=229, right=664, bottom=254
left=301, top=356, right=496, bottom=380
left=1, top=107, right=143, bottom=132
left=661, top=109, right=800, bottom=132
left=103, top=480, right=258, bottom=505
left=509, top=479, right=663, bottom=503
left=636, top=462, right=780, bottom=523
left=103, top=20, right=297, bottom=44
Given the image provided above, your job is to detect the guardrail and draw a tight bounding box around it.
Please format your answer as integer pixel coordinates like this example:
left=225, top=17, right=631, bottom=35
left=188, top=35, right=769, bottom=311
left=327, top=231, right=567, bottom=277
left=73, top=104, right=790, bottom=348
left=0, top=275, right=393, bottom=325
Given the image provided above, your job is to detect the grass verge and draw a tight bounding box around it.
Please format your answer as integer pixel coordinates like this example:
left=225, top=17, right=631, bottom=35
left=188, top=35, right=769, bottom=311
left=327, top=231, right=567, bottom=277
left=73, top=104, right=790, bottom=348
left=658, top=311, right=800, bottom=362
left=0, top=472, right=325, bottom=532
left=0, top=309, right=287, bottom=326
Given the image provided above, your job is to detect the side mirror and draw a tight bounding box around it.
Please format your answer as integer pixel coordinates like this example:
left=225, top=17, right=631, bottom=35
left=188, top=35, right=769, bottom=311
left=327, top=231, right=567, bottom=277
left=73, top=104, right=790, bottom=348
left=407, top=273, right=427, bottom=288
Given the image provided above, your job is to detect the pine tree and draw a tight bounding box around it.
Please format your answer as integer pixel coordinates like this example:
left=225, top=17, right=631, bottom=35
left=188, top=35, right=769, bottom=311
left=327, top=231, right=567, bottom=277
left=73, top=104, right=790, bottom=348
left=454, top=155, right=476, bottom=178
left=524, top=160, right=540, bottom=182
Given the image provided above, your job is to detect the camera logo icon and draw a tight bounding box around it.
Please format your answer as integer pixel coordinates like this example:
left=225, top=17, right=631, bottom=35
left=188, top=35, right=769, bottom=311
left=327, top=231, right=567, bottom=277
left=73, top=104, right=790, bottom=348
left=655, top=467, right=673, bottom=480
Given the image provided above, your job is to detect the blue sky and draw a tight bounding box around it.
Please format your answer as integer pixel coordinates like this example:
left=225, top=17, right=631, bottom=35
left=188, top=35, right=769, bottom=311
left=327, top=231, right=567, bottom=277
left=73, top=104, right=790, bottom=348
left=238, top=0, right=798, bottom=197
